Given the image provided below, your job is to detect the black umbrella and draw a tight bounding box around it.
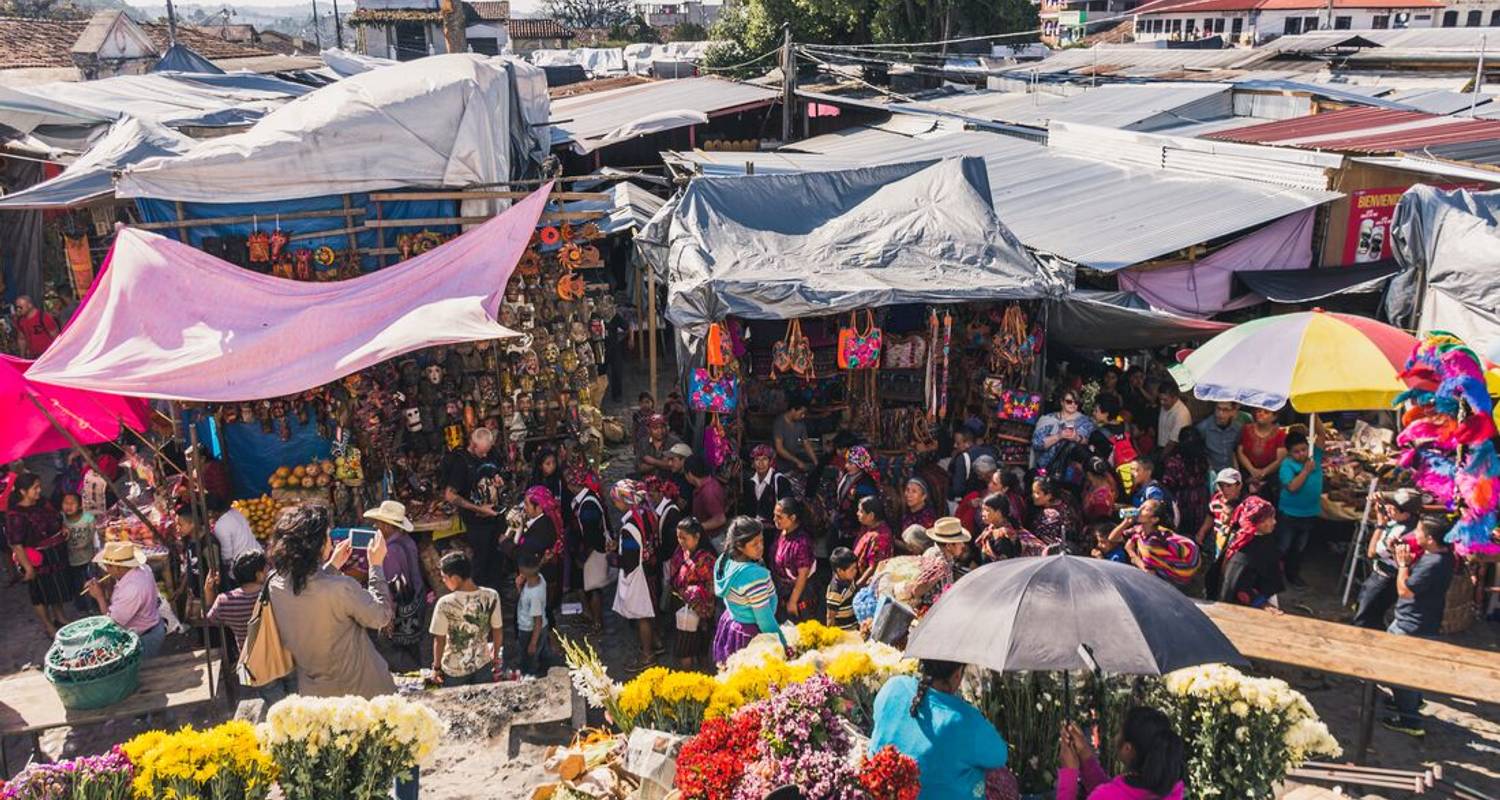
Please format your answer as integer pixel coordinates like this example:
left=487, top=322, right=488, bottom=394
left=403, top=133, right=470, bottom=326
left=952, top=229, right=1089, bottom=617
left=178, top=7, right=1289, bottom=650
left=905, top=555, right=1246, bottom=675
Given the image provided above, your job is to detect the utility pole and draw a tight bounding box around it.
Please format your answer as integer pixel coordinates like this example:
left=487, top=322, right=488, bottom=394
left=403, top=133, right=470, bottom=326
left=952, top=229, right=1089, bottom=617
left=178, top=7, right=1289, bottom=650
left=164, top=0, right=179, bottom=44
left=332, top=0, right=344, bottom=49
left=780, top=24, right=796, bottom=144
left=311, top=0, right=323, bottom=48
left=1471, top=35, right=1487, bottom=116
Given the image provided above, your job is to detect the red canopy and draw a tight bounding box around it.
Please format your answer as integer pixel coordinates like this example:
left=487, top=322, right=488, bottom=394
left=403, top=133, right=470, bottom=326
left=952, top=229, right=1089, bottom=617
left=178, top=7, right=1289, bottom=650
left=0, top=354, right=151, bottom=463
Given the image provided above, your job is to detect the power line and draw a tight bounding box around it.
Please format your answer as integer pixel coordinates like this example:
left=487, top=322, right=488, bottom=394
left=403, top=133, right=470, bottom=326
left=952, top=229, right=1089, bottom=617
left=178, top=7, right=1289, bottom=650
left=796, top=47, right=917, bottom=103
left=697, top=44, right=782, bottom=73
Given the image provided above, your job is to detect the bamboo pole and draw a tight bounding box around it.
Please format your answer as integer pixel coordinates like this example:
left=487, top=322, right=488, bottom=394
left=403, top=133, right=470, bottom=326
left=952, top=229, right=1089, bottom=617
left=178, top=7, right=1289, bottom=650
left=25, top=395, right=166, bottom=544
left=647, top=260, right=658, bottom=402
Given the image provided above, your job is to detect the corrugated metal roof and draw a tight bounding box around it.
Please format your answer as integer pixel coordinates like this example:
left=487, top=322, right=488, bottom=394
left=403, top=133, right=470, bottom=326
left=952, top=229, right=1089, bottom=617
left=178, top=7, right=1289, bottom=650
left=1269, top=27, right=1500, bottom=52
left=898, top=83, right=1233, bottom=132
left=1207, top=106, right=1500, bottom=154
left=1387, top=89, right=1493, bottom=115
left=550, top=77, right=778, bottom=153
left=1353, top=154, right=1500, bottom=182
left=995, top=46, right=1274, bottom=78
left=666, top=123, right=1339, bottom=272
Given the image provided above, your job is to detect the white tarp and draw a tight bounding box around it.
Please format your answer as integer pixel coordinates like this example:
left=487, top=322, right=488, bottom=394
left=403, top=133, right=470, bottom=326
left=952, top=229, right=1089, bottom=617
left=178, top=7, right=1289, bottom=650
left=321, top=47, right=397, bottom=77
left=0, top=73, right=306, bottom=137
left=117, top=54, right=547, bottom=202
left=638, top=157, right=1069, bottom=335
left=625, top=41, right=724, bottom=74
left=530, top=47, right=626, bottom=76
left=0, top=118, right=194, bottom=209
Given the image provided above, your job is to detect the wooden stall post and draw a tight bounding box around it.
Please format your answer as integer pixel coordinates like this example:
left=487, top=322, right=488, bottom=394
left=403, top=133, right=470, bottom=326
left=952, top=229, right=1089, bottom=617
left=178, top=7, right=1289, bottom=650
left=648, top=259, right=658, bottom=402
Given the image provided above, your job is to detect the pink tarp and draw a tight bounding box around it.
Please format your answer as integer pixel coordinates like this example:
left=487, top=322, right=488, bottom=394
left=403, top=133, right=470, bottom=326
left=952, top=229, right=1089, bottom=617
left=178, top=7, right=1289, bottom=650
left=1, top=355, right=151, bottom=463
left=1117, top=208, right=1315, bottom=319
left=27, top=183, right=550, bottom=402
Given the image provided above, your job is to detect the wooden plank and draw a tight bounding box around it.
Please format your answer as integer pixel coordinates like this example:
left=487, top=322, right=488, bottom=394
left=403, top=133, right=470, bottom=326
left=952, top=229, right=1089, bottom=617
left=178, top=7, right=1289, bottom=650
left=340, top=194, right=361, bottom=258
left=1198, top=602, right=1500, bottom=701
left=286, top=225, right=364, bottom=244
left=362, top=210, right=606, bottom=229
left=134, top=208, right=364, bottom=231
left=0, top=650, right=215, bottom=736
left=368, top=190, right=611, bottom=201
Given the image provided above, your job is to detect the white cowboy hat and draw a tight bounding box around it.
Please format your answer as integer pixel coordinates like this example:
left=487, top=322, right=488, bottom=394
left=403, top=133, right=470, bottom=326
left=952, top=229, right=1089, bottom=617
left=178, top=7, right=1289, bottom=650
left=927, top=516, right=972, bottom=544
left=93, top=540, right=145, bottom=569
left=363, top=500, right=414, bottom=532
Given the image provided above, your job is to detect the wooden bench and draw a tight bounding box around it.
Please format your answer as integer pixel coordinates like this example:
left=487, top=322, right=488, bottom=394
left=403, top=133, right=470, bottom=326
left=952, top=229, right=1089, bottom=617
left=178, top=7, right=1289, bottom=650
left=0, top=649, right=222, bottom=773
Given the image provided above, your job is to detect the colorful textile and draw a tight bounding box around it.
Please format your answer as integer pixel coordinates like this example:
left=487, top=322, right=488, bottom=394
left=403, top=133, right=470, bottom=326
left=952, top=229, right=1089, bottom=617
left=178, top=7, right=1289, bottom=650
left=854, top=524, right=895, bottom=571
left=1132, top=529, right=1202, bottom=586
left=772, top=529, right=816, bottom=598
left=26, top=185, right=549, bottom=401
left=1222, top=495, right=1274, bottom=562
left=670, top=546, right=716, bottom=620
left=750, top=444, right=775, bottom=462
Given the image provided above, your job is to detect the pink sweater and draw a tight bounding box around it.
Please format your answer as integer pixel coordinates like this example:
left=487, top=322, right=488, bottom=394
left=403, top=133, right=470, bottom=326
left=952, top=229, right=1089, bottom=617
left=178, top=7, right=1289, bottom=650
left=1056, top=759, right=1185, bottom=800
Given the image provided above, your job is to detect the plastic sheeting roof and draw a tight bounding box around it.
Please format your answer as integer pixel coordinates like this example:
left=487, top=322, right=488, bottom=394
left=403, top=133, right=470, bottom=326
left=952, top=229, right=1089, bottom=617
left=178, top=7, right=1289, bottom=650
left=1207, top=106, right=1500, bottom=153
left=897, top=84, right=1233, bottom=133
left=116, top=54, right=546, bottom=203
left=1048, top=291, right=1232, bottom=350
left=1387, top=185, right=1500, bottom=354
left=152, top=43, right=224, bottom=74
left=668, top=122, right=1340, bottom=272
left=561, top=181, right=664, bottom=234
left=550, top=77, right=778, bottom=153
left=0, top=117, right=194, bottom=209
left=0, top=70, right=308, bottom=139
left=637, top=158, right=1067, bottom=333
left=530, top=47, right=626, bottom=76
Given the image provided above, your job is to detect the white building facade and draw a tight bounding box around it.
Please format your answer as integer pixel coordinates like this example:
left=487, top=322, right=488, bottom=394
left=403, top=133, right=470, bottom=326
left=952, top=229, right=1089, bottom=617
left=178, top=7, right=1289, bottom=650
left=1132, top=0, right=1443, bottom=44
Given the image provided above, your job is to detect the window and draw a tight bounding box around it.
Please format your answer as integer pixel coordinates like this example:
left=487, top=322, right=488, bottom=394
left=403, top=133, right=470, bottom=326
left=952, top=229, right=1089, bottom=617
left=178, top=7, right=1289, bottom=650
left=1284, top=16, right=1302, bottom=34
left=1372, top=14, right=1389, bottom=28
left=1304, top=16, right=1320, bottom=30
left=468, top=36, right=499, bottom=55
left=393, top=22, right=426, bottom=62
left=1468, top=9, right=1483, bottom=25
left=1443, top=10, right=1458, bottom=26
left=1334, top=15, right=1351, bottom=28
left=1491, top=9, right=1500, bottom=24
left=1232, top=16, right=1244, bottom=37
left=1170, top=18, right=1182, bottom=32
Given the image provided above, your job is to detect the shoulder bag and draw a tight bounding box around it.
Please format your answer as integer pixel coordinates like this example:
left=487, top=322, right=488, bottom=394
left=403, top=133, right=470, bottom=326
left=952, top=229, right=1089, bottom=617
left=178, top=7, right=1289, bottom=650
left=238, top=575, right=295, bottom=688
left=837, top=310, right=883, bottom=370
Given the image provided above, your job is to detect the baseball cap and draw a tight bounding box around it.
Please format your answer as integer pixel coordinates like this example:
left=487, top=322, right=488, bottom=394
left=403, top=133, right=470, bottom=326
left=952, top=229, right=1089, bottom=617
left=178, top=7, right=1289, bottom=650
left=1214, top=468, right=1243, bottom=485
left=1382, top=488, right=1424, bottom=514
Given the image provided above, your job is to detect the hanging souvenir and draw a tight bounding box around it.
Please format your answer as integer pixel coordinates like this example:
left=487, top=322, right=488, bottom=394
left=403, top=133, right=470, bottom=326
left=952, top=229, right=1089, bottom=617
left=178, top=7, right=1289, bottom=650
left=702, top=414, right=732, bottom=469
left=397, top=233, right=414, bottom=261
left=770, top=319, right=814, bottom=380
left=272, top=257, right=294, bottom=279
left=518, top=249, right=541, bottom=276
left=314, top=246, right=337, bottom=267
left=556, top=272, right=585, bottom=301
left=706, top=322, right=732, bottom=368
left=412, top=231, right=444, bottom=254
left=939, top=312, right=953, bottom=421
left=882, top=333, right=926, bottom=369
left=558, top=242, right=585, bottom=270
left=580, top=222, right=603, bottom=240
left=63, top=234, right=93, bottom=296
left=559, top=222, right=576, bottom=242
left=294, top=249, right=313, bottom=281
left=837, top=309, right=883, bottom=370
left=248, top=230, right=271, bottom=263
left=569, top=320, right=590, bottom=344
left=579, top=245, right=603, bottom=268
left=689, top=365, right=739, bottom=413
left=269, top=223, right=288, bottom=261
left=539, top=226, right=562, bottom=246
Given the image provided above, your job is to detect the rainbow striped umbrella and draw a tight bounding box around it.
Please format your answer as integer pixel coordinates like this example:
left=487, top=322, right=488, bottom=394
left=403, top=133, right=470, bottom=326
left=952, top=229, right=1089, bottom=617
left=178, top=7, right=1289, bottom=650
left=1172, top=310, right=1417, bottom=412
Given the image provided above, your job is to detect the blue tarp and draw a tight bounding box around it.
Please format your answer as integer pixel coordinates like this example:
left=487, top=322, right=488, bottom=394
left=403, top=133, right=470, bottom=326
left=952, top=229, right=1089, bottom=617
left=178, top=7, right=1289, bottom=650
left=135, top=194, right=459, bottom=271
left=195, top=416, right=332, bottom=500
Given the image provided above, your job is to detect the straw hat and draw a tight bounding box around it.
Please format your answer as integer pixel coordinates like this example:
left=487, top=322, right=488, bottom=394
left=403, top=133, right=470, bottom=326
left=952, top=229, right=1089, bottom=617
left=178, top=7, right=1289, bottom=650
left=927, top=516, right=972, bottom=544
left=93, top=541, right=145, bottom=569
left=363, top=500, right=414, bottom=532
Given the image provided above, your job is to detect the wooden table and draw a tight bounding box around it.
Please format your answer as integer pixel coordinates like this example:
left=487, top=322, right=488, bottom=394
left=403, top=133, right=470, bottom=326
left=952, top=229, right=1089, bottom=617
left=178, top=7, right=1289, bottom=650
left=0, top=649, right=220, bottom=773
left=1199, top=601, right=1500, bottom=762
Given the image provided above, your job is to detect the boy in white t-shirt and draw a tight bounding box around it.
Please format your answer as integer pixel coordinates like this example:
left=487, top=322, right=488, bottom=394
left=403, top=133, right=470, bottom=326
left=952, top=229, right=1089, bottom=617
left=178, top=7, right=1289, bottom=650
left=430, top=551, right=503, bottom=686
left=516, top=551, right=548, bottom=677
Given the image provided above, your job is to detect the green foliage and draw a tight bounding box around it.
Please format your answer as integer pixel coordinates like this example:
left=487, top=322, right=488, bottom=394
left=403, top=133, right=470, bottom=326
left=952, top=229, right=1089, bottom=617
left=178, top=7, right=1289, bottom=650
left=666, top=21, right=708, bottom=41
left=703, top=0, right=1039, bottom=74
left=607, top=13, right=660, bottom=44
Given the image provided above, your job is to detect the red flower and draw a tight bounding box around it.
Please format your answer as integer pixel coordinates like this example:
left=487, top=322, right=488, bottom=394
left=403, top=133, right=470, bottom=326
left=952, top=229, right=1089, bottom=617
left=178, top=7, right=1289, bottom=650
left=859, top=746, right=921, bottom=800
left=675, top=708, right=763, bottom=800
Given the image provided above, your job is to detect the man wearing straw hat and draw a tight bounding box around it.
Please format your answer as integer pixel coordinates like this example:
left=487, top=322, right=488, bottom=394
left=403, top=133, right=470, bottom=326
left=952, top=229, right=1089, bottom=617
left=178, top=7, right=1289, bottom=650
left=84, top=541, right=166, bottom=658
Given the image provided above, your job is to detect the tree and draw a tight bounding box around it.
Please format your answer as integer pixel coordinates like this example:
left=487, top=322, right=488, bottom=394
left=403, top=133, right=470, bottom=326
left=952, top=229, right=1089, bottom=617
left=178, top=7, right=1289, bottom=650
left=0, top=0, right=88, bottom=18
left=666, top=21, right=707, bottom=41
left=541, top=0, right=633, bottom=29
left=606, top=13, right=660, bottom=44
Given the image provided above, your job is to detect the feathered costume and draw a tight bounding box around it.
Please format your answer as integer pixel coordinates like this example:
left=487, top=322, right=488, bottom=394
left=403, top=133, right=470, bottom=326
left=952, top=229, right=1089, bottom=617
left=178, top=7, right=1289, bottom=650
left=1394, top=332, right=1500, bottom=556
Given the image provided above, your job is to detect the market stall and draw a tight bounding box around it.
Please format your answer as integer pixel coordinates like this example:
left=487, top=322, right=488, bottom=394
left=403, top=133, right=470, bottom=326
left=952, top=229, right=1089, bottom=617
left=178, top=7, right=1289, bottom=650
left=636, top=156, right=1070, bottom=496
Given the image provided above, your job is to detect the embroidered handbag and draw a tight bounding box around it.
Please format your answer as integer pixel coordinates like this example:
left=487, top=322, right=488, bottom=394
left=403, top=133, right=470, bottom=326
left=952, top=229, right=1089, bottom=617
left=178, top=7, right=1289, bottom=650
left=882, top=333, right=926, bottom=369
left=838, top=310, right=883, bottom=370
left=771, top=319, right=815, bottom=379
left=702, top=414, right=732, bottom=468
left=689, top=366, right=739, bottom=413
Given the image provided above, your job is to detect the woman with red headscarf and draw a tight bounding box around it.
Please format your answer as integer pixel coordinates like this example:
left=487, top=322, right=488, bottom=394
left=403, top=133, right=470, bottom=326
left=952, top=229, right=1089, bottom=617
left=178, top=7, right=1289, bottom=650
left=520, top=485, right=565, bottom=612
left=1216, top=496, right=1285, bottom=612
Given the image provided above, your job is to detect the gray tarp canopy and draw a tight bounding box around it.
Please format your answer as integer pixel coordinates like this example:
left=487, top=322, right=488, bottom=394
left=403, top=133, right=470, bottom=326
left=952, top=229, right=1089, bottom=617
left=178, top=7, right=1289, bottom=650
left=0, top=118, right=194, bottom=210
left=1048, top=291, right=1232, bottom=350
left=1386, top=184, right=1500, bottom=355
left=636, top=157, right=1070, bottom=337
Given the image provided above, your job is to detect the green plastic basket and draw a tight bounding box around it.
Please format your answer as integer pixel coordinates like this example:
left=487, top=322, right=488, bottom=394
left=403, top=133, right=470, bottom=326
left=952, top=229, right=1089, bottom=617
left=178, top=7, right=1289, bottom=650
left=44, top=617, right=143, bottom=710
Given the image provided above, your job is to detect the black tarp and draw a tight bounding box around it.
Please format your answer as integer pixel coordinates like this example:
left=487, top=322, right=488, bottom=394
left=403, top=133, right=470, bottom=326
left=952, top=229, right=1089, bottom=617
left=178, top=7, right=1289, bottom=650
left=1235, top=261, right=1399, bottom=303
left=0, top=158, right=45, bottom=302
left=1048, top=291, right=1231, bottom=350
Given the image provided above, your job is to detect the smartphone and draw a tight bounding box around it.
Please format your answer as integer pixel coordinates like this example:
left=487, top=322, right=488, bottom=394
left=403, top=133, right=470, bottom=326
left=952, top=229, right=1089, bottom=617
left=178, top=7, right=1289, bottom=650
left=332, top=527, right=378, bottom=549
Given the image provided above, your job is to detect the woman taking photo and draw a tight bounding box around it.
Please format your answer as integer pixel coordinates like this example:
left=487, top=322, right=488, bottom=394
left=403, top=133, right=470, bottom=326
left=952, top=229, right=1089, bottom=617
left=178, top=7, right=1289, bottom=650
left=770, top=497, right=817, bottom=621
left=712, top=516, right=785, bottom=664
left=869, top=659, right=1009, bottom=800
left=1056, top=708, right=1185, bottom=800
left=6, top=473, right=70, bottom=637
left=901, top=477, right=939, bottom=533
left=267, top=505, right=395, bottom=698
left=1030, top=474, right=1084, bottom=555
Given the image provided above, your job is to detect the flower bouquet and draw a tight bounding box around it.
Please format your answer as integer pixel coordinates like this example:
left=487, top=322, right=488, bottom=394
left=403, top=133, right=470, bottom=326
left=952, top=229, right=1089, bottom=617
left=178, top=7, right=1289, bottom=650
left=1155, top=664, right=1341, bottom=800
left=0, top=747, right=132, bottom=800
left=258, top=694, right=446, bottom=800
left=122, top=721, right=275, bottom=800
